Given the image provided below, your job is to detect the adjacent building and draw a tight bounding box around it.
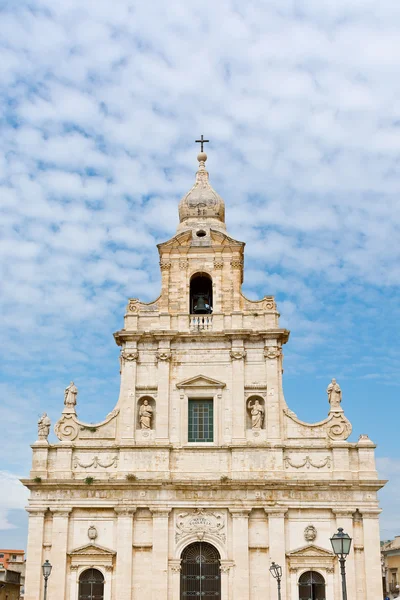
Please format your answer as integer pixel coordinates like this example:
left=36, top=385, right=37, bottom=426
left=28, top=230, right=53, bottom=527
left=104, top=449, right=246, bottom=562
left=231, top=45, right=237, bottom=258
left=23, top=149, right=385, bottom=600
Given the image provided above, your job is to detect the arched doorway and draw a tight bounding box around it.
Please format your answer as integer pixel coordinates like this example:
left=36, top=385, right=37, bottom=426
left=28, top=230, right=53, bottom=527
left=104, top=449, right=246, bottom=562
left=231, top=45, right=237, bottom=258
left=190, top=273, right=213, bottom=314
left=298, top=571, right=326, bottom=600
left=78, top=568, right=104, bottom=600
left=180, top=541, right=221, bottom=599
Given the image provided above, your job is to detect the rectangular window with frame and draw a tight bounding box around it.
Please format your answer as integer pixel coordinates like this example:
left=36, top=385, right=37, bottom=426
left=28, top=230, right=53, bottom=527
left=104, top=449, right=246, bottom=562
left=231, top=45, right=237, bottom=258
left=188, top=399, right=214, bottom=442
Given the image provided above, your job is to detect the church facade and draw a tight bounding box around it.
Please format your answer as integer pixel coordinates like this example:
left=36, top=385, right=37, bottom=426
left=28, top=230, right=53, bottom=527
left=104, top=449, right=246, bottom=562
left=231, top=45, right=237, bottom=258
left=24, top=149, right=384, bottom=600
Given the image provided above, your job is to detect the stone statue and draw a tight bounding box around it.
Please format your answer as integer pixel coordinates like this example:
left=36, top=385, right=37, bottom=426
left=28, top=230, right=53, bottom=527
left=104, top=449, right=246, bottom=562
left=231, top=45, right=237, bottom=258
left=64, top=381, right=78, bottom=408
left=248, top=399, right=264, bottom=429
left=327, top=378, right=342, bottom=410
left=38, top=413, right=51, bottom=441
left=139, top=399, right=153, bottom=430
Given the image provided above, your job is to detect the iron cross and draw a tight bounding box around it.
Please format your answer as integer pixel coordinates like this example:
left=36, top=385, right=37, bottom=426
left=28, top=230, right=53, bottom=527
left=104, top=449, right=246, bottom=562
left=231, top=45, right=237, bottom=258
left=195, top=135, right=209, bottom=152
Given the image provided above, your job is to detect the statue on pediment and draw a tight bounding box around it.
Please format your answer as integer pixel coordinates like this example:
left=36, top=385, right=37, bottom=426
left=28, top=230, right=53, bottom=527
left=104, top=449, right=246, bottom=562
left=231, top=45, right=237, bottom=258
left=327, top=378, right=342, bottom=410
left=38, top=413, right=51, bottom=440
left=64, top=381, right=78, bottom=408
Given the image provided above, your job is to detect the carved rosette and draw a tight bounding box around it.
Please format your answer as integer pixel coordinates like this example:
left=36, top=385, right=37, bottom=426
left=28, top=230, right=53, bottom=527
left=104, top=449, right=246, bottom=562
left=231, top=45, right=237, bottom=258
left=175, top=508, right=226, bottom=543
left=230, top=349, right=247, bottom=361
left=264, top=346, right=282, bottom=360
left=156, top=350, right=172, bottom=362
left=326, top=414, right=352, bottom=440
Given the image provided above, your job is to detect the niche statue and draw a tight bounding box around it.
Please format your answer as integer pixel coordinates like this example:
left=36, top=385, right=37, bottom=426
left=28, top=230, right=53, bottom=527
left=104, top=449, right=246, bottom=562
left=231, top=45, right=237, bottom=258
left=248, top=399, right=264, bottom=430
left=139, top=399, right=153, bottom=430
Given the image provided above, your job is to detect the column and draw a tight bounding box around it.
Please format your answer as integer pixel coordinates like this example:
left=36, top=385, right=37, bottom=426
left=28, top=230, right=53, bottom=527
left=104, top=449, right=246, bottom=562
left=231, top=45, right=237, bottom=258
left=24, top=509, right=46, bottom=600
left=168, top=560, right=181, bottom=600
left=151, top=508, right=171, bottom=600
left=266, top=509, right=287, bottom=600
left=333, top=511, right=356, bottom=600
left=115, top=507, right=136, bottom=600
left=353, top=511, right=366, bottom=600
left=48, top=509, right=71, bottom=599
left=119, top=346, right=139, bottom=441
left=362, top=511, right=383, bottom=600
left=264, top=344, right=283, bottom=440
left=231, top=341, right=246, bottom=444
left=69, top=565, right=79, bottom=600
left=156, top=345, right=171, bottom=443
left=230, top=509, right=250, bottom=599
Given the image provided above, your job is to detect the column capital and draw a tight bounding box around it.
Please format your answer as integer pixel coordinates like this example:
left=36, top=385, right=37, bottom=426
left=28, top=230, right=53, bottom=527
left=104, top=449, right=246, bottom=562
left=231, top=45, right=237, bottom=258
left=150, top=507, right=172, bottom=518
left=332, top=509, right=354, bottom=519
left=229, top=508, right=251, bottom=518
left=360, top=509, right=381, bottom=518
left=114, top=506, right=136, bottom=516
left=264, top=507, right=288, bottom=518
left=26, top=508, right=47, bottom=516
left=169, top=559, right=182, bottom=573
left=51, top=508, right=72, bottom=517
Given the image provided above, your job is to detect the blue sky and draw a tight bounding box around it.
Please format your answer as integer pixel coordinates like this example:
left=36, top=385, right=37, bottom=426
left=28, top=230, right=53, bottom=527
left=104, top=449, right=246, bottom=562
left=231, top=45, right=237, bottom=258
left=1, top=0, right=400, bottom=549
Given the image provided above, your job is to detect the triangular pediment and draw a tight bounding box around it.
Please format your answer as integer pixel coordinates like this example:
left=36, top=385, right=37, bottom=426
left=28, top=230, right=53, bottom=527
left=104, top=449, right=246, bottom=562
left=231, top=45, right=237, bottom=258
left=69, top=543, right=116, bottom=557
left=286, top=544, right=334, bottom=558
left=176, top=374, right=226, bottom=389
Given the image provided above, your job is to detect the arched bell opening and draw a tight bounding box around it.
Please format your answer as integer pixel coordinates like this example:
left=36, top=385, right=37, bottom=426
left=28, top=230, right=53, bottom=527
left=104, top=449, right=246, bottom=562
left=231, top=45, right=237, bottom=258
left=190, top=273, right=213, bottom=314
left=180, top=541, right=221, bottom=599
left=298, top=570, right=326, bottom=600
left=78, top=568, right=104, bottom=600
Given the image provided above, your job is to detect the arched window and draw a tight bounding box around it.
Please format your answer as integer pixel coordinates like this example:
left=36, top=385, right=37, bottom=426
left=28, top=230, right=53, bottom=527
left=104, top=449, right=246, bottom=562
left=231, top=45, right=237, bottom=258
left=190, top=273, right=213, bottom=314
left=298, top=571, right=326, bottom=600
left=79, top=568, right=104, bottom=600
left=181, top=541, right=220, bottom=599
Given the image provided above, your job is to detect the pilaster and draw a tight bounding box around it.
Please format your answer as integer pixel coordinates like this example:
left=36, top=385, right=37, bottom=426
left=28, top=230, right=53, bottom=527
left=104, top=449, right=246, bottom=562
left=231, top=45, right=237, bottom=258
left=230, top=509, right=250, bottom=599
left=333, top=510, right=356, bottom=600
left=24, top=509, right=46, bottom=600
left=230, top=340, right=246, bottom=444
left=156, top=343, right=172, bottom=443
left=48, top=509, right=72, bottom=599
left=118, top=345, right=139, bottom=440
left=265, top=509, right=287, bottom=600
left=151, top=508, right=171, bottom=600
left=264, top=344, right=282, bottom=440
left=362, top=510, right=383, bottom=600
left=115, top=507, right=136, bottom=600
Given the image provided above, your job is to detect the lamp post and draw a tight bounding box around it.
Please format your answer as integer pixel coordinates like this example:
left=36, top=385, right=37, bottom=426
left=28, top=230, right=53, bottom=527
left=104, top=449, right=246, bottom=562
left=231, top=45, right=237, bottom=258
left=269, top=561, right=282, bottom=600
left=330, top=527, right=352, bottom=600
left=42, top=559, right=52, bottom=600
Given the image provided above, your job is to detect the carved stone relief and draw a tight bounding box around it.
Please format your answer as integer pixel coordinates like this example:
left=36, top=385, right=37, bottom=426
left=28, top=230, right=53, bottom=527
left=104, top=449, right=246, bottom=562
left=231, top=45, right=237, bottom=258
left=37, top=413, right=51, bottom=441
left=175, top=508, right=226, bottom=543
left=157, top=350, right=172, bottom=362
left=284, top=455, right=331, bottom=470
left=127, top=299, right=140, bottom=312
left=121, top=350, right=139, bottom=363
left=304, top=525, right=317, bottom=542
left=73, top=455, right=118, bottom=469
left=246, top=397, right=265, bottom=430
left=230, top=349, right=246, bottom=361
left=264, top=347, right=282, bottom=360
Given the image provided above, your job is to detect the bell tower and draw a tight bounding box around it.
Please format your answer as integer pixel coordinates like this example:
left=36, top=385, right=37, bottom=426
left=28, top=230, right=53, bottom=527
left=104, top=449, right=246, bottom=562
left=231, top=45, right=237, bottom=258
left=113, top=143, right=289, bottom=448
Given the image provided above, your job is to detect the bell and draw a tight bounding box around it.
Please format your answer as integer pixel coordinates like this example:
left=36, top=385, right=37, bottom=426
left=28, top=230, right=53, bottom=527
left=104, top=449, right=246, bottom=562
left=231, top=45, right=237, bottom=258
left=194, top=295, right=208, bottom=314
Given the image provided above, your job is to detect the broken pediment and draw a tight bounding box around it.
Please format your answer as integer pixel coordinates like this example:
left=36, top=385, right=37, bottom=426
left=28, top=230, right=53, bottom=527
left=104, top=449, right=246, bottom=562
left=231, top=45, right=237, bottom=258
left=176, top=374, right=226, bottom=389
left=68, top=543, right=116, bottom=557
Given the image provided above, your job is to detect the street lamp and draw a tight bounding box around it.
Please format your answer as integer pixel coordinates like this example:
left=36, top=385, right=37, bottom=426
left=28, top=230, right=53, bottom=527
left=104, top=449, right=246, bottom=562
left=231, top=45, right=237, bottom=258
left=330, top=527, right=352, bottom=600
left=269, top=561, right=282, bottom=600
left=42, top=560, right=52, bottom=600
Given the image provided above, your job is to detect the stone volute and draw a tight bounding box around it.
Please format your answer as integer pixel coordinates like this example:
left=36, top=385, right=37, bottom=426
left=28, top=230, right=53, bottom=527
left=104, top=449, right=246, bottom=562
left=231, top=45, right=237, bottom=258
left=177, top=152, right=226, bottom=234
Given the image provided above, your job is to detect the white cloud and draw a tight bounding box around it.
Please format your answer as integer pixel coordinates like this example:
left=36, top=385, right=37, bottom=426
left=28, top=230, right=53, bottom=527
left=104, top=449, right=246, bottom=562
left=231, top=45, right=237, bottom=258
left=0, top=472, right=29, bottom=530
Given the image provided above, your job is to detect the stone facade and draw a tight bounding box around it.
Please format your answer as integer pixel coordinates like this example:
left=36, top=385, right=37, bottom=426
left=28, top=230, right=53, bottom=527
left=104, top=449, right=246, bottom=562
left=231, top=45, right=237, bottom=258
left=23, top=151, right=385, bottom=600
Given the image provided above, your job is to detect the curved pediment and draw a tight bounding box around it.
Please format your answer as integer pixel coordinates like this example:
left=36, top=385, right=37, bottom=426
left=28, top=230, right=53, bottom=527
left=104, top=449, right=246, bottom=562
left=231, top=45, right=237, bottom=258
left=176, top=374, right=226, bottom=389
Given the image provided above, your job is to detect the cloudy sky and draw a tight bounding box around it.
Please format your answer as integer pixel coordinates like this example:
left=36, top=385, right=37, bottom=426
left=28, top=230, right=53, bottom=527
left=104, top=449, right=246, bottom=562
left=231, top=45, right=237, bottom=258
left=1, top=0, right=400, bottom=548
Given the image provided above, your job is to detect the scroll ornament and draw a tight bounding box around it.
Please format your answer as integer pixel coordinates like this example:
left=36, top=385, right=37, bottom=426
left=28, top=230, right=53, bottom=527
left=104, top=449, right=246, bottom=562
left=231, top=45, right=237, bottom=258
left=176, top=508, right=225, bottom=543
